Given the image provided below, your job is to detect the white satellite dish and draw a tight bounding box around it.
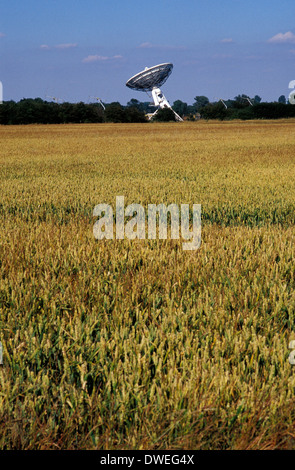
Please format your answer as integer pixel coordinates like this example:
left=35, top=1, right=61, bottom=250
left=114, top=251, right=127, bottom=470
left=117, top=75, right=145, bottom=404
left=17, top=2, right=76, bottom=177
left=126, top=63, right=183, bottom=121
left=89, top=96, right=105, bottom=110
left=213, top=96, right=228, bottom=109
left=219, top=98, right=228, bottom=109
left=244, top=97, right=253, bottom=106
left=45, top=95, right=63, bottom=103
left=237, top=96, right=253, bottom=106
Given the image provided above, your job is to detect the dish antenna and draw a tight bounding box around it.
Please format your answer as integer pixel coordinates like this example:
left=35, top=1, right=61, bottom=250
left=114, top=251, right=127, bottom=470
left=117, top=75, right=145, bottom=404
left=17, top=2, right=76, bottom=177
left=126, top=63, right=183, bottom=121
left=213, top=96, right=228, bottom=109
left=219, top=98, right=228, bottom=109
left=45, top=95, right=63, bottom=103
left=243, top=97, right=253, bottom=106
left=89, top=96, right=105, bottom=110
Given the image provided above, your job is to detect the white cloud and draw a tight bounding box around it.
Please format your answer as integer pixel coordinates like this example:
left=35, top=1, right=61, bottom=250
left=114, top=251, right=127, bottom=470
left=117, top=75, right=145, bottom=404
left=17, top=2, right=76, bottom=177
left=138, top=42, right=185, bottom=50
left=82, top=54, right=122, bottom=63
left=221, top=38, right=233, bottom=43
left=268, top=31, right=295, bottom=43
left=83, top=55, right=108, bottom=63
left=40, top=43, right=78, bottom=50
left=138, top=42, right=154, bottom=49
left=55, top=43, right=78, bottom=49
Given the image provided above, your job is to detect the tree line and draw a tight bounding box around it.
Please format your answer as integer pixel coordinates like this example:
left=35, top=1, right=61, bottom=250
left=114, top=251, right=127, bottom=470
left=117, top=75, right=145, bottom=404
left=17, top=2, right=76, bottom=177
left=0, top=99, right=146, bottom=125
left=188, top=94, right=295, bottom=121
left=0, top=94, right=294, bottom=124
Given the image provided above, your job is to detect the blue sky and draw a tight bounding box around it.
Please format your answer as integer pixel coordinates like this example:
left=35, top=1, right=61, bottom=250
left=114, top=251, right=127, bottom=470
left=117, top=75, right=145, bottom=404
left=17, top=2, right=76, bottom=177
left=1, top=0, right=295, bottom=104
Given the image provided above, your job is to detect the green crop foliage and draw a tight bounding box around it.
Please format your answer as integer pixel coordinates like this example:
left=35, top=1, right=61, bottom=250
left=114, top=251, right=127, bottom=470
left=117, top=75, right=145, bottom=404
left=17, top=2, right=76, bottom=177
left=0, top=120, right=295, bottom=449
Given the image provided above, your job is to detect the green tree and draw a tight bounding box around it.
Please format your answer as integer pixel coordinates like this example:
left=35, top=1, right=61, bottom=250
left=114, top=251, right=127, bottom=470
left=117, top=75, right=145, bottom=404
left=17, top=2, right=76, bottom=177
left=172, top=100, right=188, bottom=117
left=194, top=96, right=209, bottom=111
left=253, top=95, right=262, bottom=104
left=200, top=102, right=227, bottom=120
left=105, top=102, right=127, bottom=123
left=234, top=94, right=252, bottom=105
left=127, top=98, right=141, bottom=109
left=125, top=106, right=147, bottom=123
left=152, top=107, right=176, bottom=122
left=278, top=95, right=286, bottom=104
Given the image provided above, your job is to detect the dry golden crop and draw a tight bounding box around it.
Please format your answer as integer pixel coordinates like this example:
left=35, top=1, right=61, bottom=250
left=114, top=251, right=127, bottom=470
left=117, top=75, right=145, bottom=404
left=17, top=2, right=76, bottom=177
left=0, top=120, right=295, bottom=450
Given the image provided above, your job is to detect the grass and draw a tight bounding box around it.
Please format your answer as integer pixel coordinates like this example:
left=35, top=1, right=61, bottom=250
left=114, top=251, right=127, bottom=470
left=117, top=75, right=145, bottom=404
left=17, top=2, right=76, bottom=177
left=0, top=120, right=295, bottom=449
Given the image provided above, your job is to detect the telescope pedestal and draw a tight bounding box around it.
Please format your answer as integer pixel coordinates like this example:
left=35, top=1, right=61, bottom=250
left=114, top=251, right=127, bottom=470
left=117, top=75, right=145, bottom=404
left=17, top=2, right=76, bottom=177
left=149, top=87, right=183, bottom=121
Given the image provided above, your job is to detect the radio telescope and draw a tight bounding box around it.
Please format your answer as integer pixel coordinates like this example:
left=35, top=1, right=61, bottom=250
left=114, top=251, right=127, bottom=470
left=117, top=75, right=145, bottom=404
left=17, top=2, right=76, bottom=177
left=88, top=96, right=105, bottom=110
left=126, top=63, right=183, bottom=121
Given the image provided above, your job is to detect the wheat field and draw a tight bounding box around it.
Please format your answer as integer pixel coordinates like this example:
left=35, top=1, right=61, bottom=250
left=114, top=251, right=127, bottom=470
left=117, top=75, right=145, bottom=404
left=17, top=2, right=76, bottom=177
left=0, top=120, right=295, bottom=449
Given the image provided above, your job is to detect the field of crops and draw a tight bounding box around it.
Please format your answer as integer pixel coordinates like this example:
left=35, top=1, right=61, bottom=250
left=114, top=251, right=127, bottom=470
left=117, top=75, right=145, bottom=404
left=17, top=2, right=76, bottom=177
left=1, top=119, right=295, bottom=450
